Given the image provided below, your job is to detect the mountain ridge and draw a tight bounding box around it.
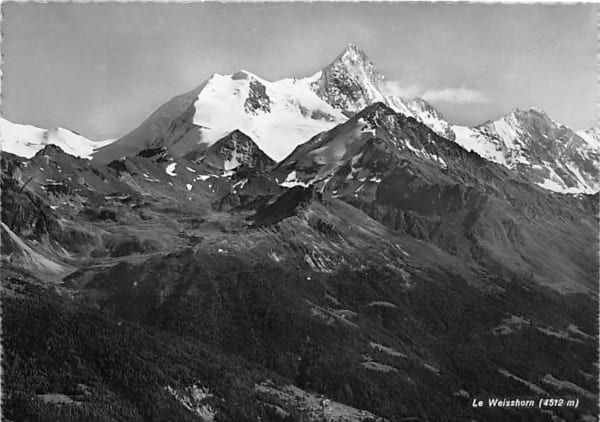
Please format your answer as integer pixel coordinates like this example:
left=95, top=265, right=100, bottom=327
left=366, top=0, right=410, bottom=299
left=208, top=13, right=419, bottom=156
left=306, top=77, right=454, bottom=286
left=452, top=107, right=599, bottom=193
left=0, top=117, right=114, bottom=159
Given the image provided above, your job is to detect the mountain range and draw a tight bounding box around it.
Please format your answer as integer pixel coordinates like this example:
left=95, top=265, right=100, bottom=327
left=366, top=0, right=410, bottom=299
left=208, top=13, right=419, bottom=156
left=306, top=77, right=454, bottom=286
left=4, top=45, right=598, bottom=195
left=1, top=44, right=598, bottom=422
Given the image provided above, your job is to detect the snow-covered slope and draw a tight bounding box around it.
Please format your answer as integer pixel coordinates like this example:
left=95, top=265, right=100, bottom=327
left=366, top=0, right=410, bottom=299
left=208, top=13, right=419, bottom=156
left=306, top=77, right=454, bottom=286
left=577, top=126, right=600, bottom=148
left=190, top=71, right=347, bottom=160
left=94, top=44, right=455, bottom=164
left=93, top=70, right=346, bottom=164
left=452, top=109, right=599, bottom=194
left=0, top=117, right=113, bottom=159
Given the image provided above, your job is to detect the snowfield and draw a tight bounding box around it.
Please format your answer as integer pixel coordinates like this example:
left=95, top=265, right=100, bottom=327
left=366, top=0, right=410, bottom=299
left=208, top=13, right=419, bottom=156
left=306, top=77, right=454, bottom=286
left=0, top=118, right=113, bottom=159
left=190, top=70, right=346, bottom=161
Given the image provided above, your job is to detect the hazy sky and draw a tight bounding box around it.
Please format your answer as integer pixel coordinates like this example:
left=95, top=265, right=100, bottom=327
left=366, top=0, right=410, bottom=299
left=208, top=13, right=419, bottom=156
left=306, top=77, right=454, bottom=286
left=2, top=2, right=597, bottom=140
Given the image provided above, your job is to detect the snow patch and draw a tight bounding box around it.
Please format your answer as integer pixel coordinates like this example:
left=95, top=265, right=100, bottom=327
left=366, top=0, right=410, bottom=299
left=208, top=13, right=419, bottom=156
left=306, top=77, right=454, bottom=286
left=0, top=117, right=114, bottom=159
left=165, top=162, right=178, bottom=176
left=361, top=361, right=398, bottom=373
left=165, top=384, right=216, bottom=421
left=280, top=171, right=310, bottom=188
left=369, top=342, right=406, bottom=358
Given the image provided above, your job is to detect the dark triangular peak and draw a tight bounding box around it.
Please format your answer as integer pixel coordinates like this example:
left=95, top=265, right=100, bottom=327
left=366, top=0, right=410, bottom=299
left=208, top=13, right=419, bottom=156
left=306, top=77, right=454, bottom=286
left=33, top=143, right=67, bottom=158
left=275, top=100, right=495, bottom=193
left=276, top=102, right=402, bottom=172
left=249, top=185, right=321, bottom=227
left=195, top=129, right=275, bottom=172
left=31, top=143, right=93, bottom=168
left=354, top=101, right=397, bottom=121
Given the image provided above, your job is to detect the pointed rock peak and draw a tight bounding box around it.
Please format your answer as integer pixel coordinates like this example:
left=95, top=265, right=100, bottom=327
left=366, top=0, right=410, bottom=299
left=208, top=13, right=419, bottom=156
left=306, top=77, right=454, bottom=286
left=229, top=128, right=249, bottom=137
left=33, top=143, right=66, bottom=158
left=330, top=43, right=373, bottom=69
left=211, top=129, right=272, bottom=159
left=201, top=129, right=275, bottom=171
left=312, top=44, right=386, bottom=113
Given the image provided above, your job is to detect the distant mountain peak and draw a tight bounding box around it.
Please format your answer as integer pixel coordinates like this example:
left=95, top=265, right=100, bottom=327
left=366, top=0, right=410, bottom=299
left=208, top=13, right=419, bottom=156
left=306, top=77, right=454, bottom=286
left=324, top=43, right=380, bottom=79
left=453, top=106, right=599, bottom=194
left=226, top=128, right=250, bottom=138
left=311, top=45, right=387, bottom=115
left=508, top=106, right=549, bottom=119
left=193, top=129, right=275, bottom=172
left=1, top=117, right=114, bottom=159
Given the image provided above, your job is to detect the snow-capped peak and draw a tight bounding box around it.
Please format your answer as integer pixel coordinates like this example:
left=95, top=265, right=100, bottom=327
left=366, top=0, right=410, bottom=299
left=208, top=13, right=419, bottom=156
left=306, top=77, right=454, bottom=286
left=0, top=117, right=114, bottom=159
left=453, top=109, right=599, bottom=194
left=94, top=44, right=456, bottom=164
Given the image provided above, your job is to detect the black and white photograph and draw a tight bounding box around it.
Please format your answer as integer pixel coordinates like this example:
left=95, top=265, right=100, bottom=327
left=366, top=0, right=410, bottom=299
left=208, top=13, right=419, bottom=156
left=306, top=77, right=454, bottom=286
left=0, top=2, right=598, bottom=421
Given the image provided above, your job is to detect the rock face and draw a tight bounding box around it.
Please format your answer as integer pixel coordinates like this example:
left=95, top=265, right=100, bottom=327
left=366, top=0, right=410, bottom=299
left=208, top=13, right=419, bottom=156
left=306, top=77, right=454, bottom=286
left=310, top=44, right=455, bottom=140
left=452, top=108, right=600, bottom=193
left=188, top=130, right=276, bottom=172
left=311, top=44, right=387, bottom=113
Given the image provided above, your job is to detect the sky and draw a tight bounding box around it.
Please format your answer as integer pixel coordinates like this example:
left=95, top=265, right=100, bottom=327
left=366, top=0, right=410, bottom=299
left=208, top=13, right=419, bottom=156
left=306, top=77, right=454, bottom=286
left=1, top=2, right=597, bottom=141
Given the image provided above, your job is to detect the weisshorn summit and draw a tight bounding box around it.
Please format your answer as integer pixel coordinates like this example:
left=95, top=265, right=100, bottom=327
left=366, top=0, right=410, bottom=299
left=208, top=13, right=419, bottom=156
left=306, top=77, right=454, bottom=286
left=1, top=44, right=598, bottom=422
